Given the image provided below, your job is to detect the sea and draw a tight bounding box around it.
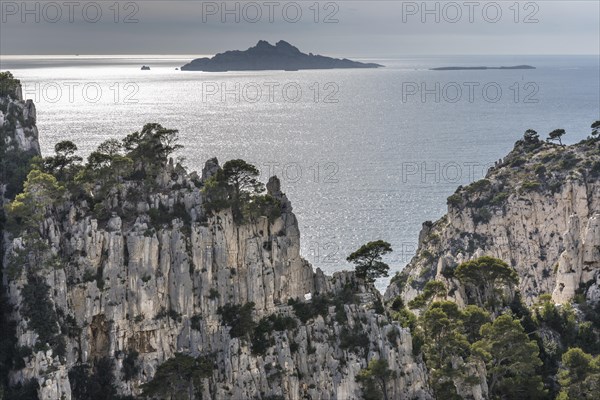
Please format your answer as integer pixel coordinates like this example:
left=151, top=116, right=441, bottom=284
left=1, top=54, right=598, bottom=292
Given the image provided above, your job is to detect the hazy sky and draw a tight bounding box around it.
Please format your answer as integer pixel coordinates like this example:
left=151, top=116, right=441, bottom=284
left=1, top=1, right=599, bottom=56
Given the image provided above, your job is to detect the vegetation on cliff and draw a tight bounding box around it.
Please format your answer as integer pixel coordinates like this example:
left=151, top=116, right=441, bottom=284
left=385, top=125, right=600, bottom=399
left=390, top=252, right=600, bottom=400
left=346, top=240, right=393, bottom=283
left=0, top=71, right=20, bottom=98
left=1, top=120, right=291, bottom=399
left=1, top=101, right=401, bottom=399
left=445, top=126, right=600, bottom=216
left=2, top=72, right=599, bottom=399
left=203, top=158, right=280, bottom=223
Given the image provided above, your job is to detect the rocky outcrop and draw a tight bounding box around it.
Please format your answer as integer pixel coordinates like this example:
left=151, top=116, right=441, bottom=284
left=385, top=139, right=600, bottom=308
left=1, top=84, right=431, bottom=398
left=4, top=173, right=431, bottom=399
left=0, top=88, right=40, bottom=157
left=0, top=78, right=42, bottom=398
left=552, top=212, right=600, bottom=303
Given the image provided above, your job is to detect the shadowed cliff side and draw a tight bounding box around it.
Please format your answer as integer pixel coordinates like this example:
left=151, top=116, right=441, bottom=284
left=1, top=73, right=42, bottom=399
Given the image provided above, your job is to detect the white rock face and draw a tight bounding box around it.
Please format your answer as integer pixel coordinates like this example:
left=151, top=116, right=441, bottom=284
left=0, top=93, right=41, bottom=155
left=386, top=142, right=600, bottom=308
left=552, top=212, right=600, bottom=303
left=0, top=86, right=434, bottom=399
left=381, top=140, right=600, bottom=399
left=2, top=156, right=432, bottom=399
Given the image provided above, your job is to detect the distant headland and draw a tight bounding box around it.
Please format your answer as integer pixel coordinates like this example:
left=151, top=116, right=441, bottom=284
left=181, top=40, right=384, bottom=72
left=431, top=65, right=536, bottom=71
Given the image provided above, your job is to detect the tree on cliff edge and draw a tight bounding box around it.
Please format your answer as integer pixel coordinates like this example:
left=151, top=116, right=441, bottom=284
left=122, top=123, right=182, bottom=176
left=0, top=71, right=20, bottom=97
left=221, top=159, right=264, bottom=201
left=347, top=240, right=392, bottom=283
left=548, top=129, right=566, bottom=146
left=204, top=159, right=265, bottom=222
left=524, top=129, right=540, bottom=144
left=591, top=121, right=600, bottom=137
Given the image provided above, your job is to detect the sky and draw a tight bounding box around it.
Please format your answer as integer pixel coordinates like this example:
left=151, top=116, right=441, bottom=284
left=0, top=1, right=599, bottom=56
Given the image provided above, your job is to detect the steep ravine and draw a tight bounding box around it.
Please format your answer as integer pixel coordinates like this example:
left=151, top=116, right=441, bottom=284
left=3, top=76, right=599, bottom=400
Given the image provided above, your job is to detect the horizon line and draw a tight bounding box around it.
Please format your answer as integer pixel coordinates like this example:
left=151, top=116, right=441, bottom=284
left=1, top=53, right=598, bottom=57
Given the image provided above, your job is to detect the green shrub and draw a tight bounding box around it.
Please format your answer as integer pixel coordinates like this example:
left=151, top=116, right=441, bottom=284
left=510, top=157, right=527, bottom=167
left=472, top=207, right=492, bottom=224
left=82, top=269, right=97, bottom=283
left=242, top=194, right=281, bottom=223
left=534, top=164, right=547, bottom=176
left=290, top=295, right=332, bottom=323
left=12, top=346, right=33, bottom=370
left=390, top=296, right=404, bottom=312
left=591, top=161, right=600, bottom=177
left=339, top=327, right=369, bottom=355
left=251, top=313, right=297, bottom=355
left=168, top=310, right=182, bottom=323
left=490, top=192, right=509, bottom=206
left=218, top=302, right=256, bottom=338
left=408, top=281, right=446, bottom=310
left=335, top=304, right=348, bottom=323
left=392, top=307, right=417, bottom=331
left=521, top=180, right=541, bottom=192
left=289, top=341, right=299, bottom=353
left=0, top=148, right=38, bottom=201
left=155, top=307, right=168, bottom=320
left=141, top=353, right=213, bottom=398
left=122, top=350, right=139, bottom=381
left=559, top=153, right=580, bottom=170
left=441, top=264, right=456, bottom=279
left=3, top=379, right=39, bottom=400
left=466, top=179, right=491, bottom=194
left=21, top=274, right=60, bottom=351
left=190, top=314, right=203, bottom=331
left=0, top=71, right=21, bottom=97
left=92, top=202, right=111, bottom=223
left=172, top=203, right=191, bottom=225
left=69, top=358, right=118, bottom=400
left=148, top=203, right=172, bottom=227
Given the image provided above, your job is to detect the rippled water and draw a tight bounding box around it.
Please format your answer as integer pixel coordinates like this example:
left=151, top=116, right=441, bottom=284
left=2, top=54, right=598, bottom=291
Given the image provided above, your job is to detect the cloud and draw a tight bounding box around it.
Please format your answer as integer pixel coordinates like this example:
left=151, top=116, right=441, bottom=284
left=0, top=1, right=598, bottom=55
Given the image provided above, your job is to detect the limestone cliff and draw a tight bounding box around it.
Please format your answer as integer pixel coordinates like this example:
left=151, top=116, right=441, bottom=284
left=0, top=85, right=431, bottom=399
left=385, top=137, right=600, bottom=308
left=7, top=75, right=597, bottom=400
left=0, top=76, right=41, bottom=200
left=0, top=76, right=42, bottom=399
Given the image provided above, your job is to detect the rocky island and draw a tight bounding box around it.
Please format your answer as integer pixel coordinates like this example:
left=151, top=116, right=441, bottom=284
left=180, top=40, right=383, bottom=72
left=1, top=72, right=599, bottom=400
